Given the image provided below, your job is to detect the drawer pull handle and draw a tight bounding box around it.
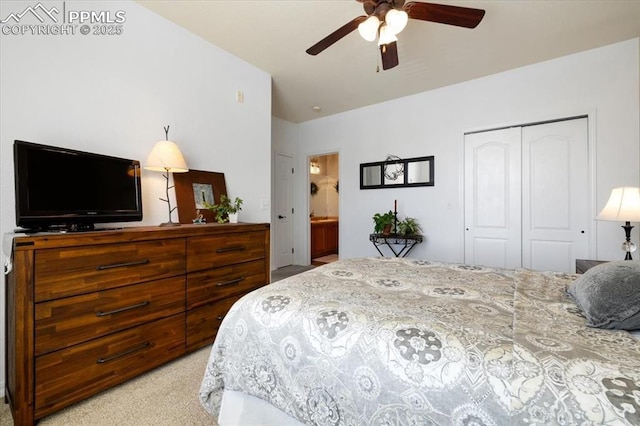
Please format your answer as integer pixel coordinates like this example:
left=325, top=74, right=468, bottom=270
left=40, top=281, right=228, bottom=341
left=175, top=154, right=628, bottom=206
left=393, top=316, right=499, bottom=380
left=216, top=277, right=245, bottom=287
left=96, top=342, right=150, bottom=364
left=96, top=301, right=150, bottom=317
left=96, top=259, right=150, bottom=271
left=216, top=315, right=225, bottom=321
left=216, top=246, right=245, bottom=253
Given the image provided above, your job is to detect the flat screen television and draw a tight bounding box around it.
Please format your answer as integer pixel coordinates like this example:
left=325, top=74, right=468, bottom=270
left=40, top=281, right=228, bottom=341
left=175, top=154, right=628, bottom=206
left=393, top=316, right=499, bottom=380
left=14, top=140, right=143, bottom=232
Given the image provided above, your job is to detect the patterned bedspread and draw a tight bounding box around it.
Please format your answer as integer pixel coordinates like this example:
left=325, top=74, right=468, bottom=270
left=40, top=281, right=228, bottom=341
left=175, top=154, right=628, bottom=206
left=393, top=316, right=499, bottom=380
left=199, top=257, right=640, bottom=425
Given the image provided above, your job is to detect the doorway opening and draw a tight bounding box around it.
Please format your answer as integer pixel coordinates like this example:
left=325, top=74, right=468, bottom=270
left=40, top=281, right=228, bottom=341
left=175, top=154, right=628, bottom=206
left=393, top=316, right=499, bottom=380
left=309, top=153, right=339, bottom=265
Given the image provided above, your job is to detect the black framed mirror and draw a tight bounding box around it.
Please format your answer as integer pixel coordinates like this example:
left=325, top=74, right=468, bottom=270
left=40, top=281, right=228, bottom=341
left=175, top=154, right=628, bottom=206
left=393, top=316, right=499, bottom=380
left=360, top=156, right=434, bottom=189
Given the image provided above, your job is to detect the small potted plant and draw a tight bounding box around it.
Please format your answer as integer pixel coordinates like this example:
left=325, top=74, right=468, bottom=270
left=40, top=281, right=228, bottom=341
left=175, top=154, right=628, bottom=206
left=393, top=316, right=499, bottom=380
left=373, top=210, right=395, bottom=235
left=397, top=217, right=422, bottom=236
left=205, top=194, right=243, bottom=223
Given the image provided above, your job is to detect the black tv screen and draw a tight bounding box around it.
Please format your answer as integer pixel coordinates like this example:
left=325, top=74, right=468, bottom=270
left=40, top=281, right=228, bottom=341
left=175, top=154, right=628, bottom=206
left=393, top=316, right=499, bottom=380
left=14, top=140, right=143, bottom=231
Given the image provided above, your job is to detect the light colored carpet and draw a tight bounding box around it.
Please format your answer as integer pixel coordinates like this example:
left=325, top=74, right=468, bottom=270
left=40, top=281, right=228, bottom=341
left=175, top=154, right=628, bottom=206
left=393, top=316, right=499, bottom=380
left=271, top=264, right=315, bottom=282
left=1, top=346, right=214, bottom=426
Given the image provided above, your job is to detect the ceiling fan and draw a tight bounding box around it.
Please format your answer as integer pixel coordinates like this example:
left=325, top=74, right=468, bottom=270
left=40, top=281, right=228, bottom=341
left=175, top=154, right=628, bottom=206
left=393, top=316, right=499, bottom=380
left=306, top=0, right=485, bottom=70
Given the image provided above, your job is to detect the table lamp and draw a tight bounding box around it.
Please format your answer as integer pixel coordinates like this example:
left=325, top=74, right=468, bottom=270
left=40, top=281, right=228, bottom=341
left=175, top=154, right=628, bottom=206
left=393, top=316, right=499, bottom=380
left=144, top=126, right=189, bottom=226
left=596, top=187, right=640, bottom=260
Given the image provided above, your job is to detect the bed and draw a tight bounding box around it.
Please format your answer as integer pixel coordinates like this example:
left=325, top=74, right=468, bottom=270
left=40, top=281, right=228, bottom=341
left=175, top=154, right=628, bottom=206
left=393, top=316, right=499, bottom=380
left=199, top=257, right=640, bottom=425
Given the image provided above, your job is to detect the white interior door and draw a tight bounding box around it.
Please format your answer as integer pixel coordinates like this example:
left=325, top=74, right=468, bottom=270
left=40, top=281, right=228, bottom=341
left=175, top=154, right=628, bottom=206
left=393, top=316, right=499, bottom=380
left=274, top=153, right=293, bottom=268
left=521, top=118, right=589, bottom=272
left=464, top=127, right=522, bottom=268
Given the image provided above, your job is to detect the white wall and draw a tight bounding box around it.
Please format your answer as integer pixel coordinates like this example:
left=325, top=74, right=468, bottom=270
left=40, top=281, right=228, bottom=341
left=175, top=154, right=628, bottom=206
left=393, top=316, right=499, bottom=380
left=0, top=0, right=271, bottom=396
left=277, top=38, right=639, bottom=266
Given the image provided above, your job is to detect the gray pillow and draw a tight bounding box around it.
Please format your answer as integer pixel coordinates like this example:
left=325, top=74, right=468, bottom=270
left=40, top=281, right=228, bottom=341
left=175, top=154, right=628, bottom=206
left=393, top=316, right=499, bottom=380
left=567, top=260, right=640, bottom=330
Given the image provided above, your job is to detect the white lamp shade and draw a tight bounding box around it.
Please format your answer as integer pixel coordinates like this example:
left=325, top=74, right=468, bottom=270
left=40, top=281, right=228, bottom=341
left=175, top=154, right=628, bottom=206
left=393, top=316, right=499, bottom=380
left=145, top=140, right=188, bottom=173
left=597, top=187, right=640, bottom=222
left=385, top=9, right=408, bottom=35
left=358, top=15, right=380, bottom=42
left=378, top=23, right=398, bottom=46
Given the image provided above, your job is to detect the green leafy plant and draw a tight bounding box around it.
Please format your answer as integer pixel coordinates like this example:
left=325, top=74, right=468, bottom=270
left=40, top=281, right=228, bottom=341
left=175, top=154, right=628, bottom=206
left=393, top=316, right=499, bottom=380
left=373, top=210, right=395, bottom=234
left=205, top=194, right=243, bottom=223
left=397, top=217, right=422, bottom=236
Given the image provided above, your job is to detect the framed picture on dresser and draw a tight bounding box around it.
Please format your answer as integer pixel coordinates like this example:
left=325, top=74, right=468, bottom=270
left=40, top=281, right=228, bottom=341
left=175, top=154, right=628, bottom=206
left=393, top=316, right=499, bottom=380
left=174, top=170, right=227, bottom=224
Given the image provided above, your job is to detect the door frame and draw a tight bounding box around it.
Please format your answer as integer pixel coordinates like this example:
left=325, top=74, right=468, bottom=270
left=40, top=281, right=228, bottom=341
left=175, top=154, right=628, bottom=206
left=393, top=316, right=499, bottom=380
left=461, top=110, right=598, bottom=263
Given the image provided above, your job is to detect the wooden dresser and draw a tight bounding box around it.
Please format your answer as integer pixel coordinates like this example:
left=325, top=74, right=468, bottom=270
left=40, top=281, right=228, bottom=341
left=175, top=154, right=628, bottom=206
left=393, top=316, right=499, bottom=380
left=5, top=223, right=270, bottom=426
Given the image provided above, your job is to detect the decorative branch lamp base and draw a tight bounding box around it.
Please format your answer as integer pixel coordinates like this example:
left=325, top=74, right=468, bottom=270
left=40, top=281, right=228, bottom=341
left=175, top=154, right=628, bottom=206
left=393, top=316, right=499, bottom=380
left=155, top=170, right=182, bottom=227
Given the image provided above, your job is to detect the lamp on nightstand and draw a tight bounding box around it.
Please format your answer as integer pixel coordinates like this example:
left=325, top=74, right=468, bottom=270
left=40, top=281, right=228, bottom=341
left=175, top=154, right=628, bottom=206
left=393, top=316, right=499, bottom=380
left=144, top=126, right=189, bottom=227
left=597, top=187, right=640, bottom=260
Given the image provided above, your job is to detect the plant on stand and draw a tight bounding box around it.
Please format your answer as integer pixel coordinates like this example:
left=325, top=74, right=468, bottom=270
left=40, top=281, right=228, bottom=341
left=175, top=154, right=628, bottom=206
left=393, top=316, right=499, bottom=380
left=205, top=194, right=243, bottom=223
left=373, top=210, right=395, bottom=235
left=397, top=217, right=422, bottom=236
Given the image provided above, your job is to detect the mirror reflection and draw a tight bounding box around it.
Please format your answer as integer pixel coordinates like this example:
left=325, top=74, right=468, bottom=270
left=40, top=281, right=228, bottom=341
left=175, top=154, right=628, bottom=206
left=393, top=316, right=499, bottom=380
left=362, top=165, right=382, bottom=187
left=407, top=160, right=431, bottom=184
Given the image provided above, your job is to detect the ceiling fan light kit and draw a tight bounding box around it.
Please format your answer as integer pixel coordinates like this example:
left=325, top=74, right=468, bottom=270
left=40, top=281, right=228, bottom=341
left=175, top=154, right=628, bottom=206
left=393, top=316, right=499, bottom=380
left=358, top=15, right=380, bottom=41
left=357, top=8, right=407, bottom=43
left=306, top=0, right=485, bottom=71
left=385, top=9, right=408, bottom=34
left=378, top=24, right=398, bottom=46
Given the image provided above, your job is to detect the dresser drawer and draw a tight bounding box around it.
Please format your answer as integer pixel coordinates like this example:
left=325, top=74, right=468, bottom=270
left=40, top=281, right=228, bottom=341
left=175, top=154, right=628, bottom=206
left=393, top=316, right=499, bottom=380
left=35, top=277, right=186, bottom=356
left=187, top=231, right=265, bottom=272
left=186, top=295, right=242, bottom=351
left=35, top=239, right=186, bottom=301
left=187, top=259, right=265, bottom=309
left=35, top=314, right=185, bottom=417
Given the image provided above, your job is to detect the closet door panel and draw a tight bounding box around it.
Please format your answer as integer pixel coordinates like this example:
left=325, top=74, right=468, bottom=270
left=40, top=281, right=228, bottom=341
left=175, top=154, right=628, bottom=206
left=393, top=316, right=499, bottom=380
left=464, top=127, right=522, bottom=268
left=522, top=118, right=589, bottom=272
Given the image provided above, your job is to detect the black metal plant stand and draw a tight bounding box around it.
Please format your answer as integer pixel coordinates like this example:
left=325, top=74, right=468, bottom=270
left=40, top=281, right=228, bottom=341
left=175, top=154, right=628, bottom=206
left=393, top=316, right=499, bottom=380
left=369, top=233, right=423, bottom=257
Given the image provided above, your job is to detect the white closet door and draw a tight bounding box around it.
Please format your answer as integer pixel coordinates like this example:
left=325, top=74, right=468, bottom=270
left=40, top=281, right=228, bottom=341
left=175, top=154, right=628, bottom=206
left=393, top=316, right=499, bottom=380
left=521, top=118, right=589, bottom=272
left=464, top=127, right=522, bottom=268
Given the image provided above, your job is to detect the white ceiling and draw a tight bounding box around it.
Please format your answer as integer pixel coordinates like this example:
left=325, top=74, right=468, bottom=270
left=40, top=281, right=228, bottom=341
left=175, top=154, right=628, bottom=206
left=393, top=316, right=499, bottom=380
left=136, top=0, right=640, bottom=124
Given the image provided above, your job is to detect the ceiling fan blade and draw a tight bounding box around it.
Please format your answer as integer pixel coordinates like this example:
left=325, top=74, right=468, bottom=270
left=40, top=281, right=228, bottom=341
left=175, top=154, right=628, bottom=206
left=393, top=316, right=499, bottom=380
left=380, top=42, right=399, bottom=70
left=306, top=16, right=367, bottom=56
left=404, top=2, right=485, bottom=28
